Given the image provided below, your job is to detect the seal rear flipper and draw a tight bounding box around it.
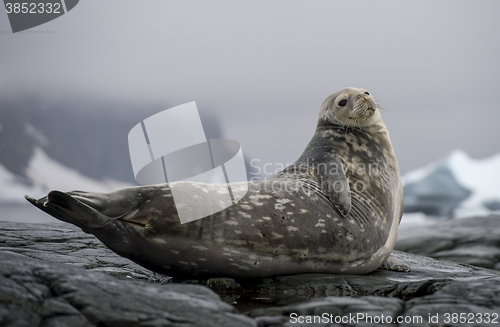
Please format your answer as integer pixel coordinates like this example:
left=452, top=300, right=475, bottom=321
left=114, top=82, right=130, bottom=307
left=25, top=191, right=109, bottom=232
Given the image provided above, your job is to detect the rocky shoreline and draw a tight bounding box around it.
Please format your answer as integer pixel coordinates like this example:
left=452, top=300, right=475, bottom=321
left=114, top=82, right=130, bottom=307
left=1, top=216, right=500, bottom=326
left=396, top=216, right=500, bottom=270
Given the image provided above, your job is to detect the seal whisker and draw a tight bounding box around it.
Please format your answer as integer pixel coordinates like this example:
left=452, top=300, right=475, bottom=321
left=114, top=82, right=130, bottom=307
left=344, top=120, right=351, bottom=135
left=355, top=117, right=362, bottom=131
left=375, top=101, right=388, bottom=114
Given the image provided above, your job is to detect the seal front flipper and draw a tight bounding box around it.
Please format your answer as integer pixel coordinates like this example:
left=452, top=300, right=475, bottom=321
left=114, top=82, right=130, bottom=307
left=314, top=157, right=352, bottom=216
left=25, top=191, right=109, bottom=232
left=380, top=256, right=411, bottom=272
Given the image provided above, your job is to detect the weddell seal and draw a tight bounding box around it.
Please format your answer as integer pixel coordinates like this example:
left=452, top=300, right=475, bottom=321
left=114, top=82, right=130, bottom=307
left=26, top=87, right=408, bottom=278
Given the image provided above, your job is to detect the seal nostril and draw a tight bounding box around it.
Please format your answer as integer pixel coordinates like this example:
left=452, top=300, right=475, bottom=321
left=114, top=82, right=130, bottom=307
left=364, top=92, right=370, bottom=95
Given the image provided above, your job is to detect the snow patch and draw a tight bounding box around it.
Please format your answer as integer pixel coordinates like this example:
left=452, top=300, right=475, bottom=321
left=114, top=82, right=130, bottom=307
left=402, top=149, right=500, bottom=219
left=0, top=147, right=131, bottom=203
left=444, top=150, right=500, bottom=217
left=399, top=212, right=438, bottom=230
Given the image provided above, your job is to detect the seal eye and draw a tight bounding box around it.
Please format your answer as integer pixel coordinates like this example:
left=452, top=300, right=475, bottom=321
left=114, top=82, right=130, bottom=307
left=338, top=99, right=347, bottom=107
left=364, top=92, right=370, bottom=95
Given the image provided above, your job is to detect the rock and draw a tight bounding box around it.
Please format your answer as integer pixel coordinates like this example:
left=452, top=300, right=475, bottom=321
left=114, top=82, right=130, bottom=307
left=403, top=165, right=471, bottom=218
left=396, top=215, right=500, bottom=270
left=403, top=279, right=500, bottom=327
left=238, top=251, right=500, bottom=326
left=233, top=250, right=498, bottom=306
left=0, top=221, right=157, bottom=282
left=2, top=220, right=500, bottom=326
left=484, top=200, right=500, bottom=211
left=0, top=251, right=256, bottom=327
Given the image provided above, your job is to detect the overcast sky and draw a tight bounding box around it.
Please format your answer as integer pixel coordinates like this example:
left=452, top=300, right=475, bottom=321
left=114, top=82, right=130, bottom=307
left=1, top=0, right=499, bottom=177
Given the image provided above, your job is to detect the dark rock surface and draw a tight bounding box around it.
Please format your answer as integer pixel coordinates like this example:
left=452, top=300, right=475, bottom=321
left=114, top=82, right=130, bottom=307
left=396, top=215, right=500, bottom=270
left=2, top=220, right=500, bottom=326
left=484, top=200, right=500, bottom=211
left=0, top=251, right=254, bottom=327
left=0, top=221, right=157, bottom=281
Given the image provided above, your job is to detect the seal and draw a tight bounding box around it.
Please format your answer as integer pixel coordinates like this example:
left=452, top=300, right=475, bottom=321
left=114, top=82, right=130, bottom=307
left=26, top=87, right=407, bottom=278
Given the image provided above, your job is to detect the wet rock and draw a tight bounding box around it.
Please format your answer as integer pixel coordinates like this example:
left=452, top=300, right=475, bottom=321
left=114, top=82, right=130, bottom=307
left=232, top=251, right=498, bottom=308
left=239, top=252, right=500, bottom=326
left=0, top=221, right=158, bottom=281
left=396, top=215, right=500, bottom=270
left=2, top=221, right=500, bottom=326
left=484, top=200, right=500, bottom=211
left=0, top=251, right=256, bottom=327
left=248, top=296, right=403, bottom=327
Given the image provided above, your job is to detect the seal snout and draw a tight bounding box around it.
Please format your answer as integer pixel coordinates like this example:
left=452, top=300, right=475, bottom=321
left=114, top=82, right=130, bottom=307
left=351, top=93, right=377, bottom=118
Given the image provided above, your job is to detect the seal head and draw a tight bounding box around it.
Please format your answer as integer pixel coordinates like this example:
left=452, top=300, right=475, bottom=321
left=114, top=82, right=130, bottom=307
left=319, top=87, right=380, bottom=128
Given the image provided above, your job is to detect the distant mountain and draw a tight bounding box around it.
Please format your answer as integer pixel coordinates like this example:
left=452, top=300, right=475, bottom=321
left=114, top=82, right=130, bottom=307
left=0, top=146, right=131, bottom=203
left=403, top=149, right=500, bottom=218
left=0, top=93, right=257, bottom=204
left=1, top=96, right=129, bottom=184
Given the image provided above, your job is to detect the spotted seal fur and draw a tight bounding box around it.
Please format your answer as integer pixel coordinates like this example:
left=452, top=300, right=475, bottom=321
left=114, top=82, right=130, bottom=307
left=26, top=87, right=407, bottom=278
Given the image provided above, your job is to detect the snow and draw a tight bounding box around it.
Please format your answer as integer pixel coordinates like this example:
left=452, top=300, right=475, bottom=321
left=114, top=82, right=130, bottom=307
left=399, top=212, right=438, bottom=231
left=0, top=164, right=36, bottom=202
left=2, top=145, right=499, bottom=225
left=402, top=149, right=500, bottom=219
left=401, top=161, right=440, bottom=185
left=445, top=150, right=500, bottom=217
left=0, top=147, right=132, bottom=203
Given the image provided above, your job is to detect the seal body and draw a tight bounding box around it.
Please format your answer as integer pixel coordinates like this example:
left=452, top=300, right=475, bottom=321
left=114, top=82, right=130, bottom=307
left=26, top=87, right=403, bottom=278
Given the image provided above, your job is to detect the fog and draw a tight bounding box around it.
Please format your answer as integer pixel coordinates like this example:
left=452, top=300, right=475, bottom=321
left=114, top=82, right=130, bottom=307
left=1, top=0, right=499, bottom=175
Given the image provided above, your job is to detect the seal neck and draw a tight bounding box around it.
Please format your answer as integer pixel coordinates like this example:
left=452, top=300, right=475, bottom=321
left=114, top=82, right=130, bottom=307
left=316, top=120, right=388, bottom=136
left=316, top=121, right=347, bottom=131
